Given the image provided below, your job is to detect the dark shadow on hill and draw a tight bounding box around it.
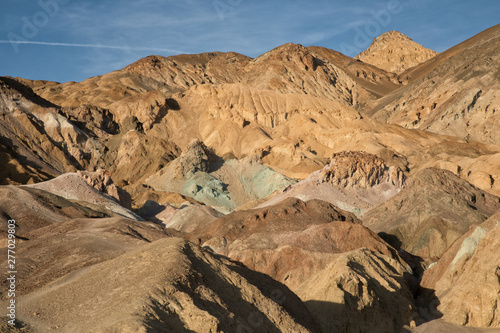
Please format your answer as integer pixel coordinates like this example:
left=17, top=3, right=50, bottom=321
left=0, top=137, right=54, bottom=184
left=415, top=287, right=443, bottom=324
left=379, top=231, right=426, bottom=279
left=23, top=187, right=111, bottom=219
left=1, top=76, right=60, bottom=109
left=304, top=298, right=414, bottom=333
left=209, top=252, right=321, bottom=332
left=142, top=298, right=198, bottom=333
left=136, top=200, right=166, bottom=224
left=376, top=232, right=445, bottom=329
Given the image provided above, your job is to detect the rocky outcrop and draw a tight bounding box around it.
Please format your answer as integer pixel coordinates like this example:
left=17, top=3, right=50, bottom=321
left=259, top=151, right=406, bottom=215
left=320, top=151, right=405, bottom=188
left=60, top=104, right=119, bottom=137
left=145, top=140, right=297, bottom=211
left=76, top=169, right=132, bottom=208
left=355, top=31, right=438, bottom=74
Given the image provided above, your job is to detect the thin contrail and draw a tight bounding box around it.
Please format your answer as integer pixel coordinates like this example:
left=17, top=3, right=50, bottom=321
left=0, top=40, right=187, bottom=54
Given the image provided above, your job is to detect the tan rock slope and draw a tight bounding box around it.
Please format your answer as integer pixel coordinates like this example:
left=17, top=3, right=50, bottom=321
left=0, top=184, right=167, bottom=299
left=15, top=238, right=318, bottom=333
left=298, top=248, right=418, bottom=333
left=308, top=46, right=401, bottom=102
left=0, top=77, right=81, bottom=183
left=168, top=79, right=499, bottom=183
left=355, top=31, right=438, bottom=74
left=0, top=75, right=181, bottom=192
left=419, top=210, right=500, bottom=328
left=362, top=168, right=500, bottom=260
left=1, top=217, right=169, bottom=298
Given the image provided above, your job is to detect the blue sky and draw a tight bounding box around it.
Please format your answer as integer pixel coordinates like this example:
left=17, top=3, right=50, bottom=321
left=1, top=0, right=499, bottom=83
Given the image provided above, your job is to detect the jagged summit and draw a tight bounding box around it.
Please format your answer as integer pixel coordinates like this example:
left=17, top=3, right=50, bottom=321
left=355, top=30, right=438, bottom=74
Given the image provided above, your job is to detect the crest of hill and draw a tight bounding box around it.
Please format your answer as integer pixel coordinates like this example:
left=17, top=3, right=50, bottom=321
left=355, top=30, right=438, bottom=74
left=23, top=45, right=361, bottom=115
left=243, top=43, right=357, bottom=104
left=307, top=46, right=402, bottom=104
left=123, top=51, right=252, bottom=88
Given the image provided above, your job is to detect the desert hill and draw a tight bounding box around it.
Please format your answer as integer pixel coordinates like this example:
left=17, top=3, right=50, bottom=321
left=186, top=197, right=418, bottom=332
left=13, top=237, right=319, bottom=332
left=355, top=31, right=438, bottom=74
left=419, top=210, right=500, bottom=327
left=370, top=24, right=500, bottom=147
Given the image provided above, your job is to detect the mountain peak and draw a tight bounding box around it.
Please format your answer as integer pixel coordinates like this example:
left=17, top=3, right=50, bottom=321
left=375, top=30, right=413, bottom=42
left=252, top=43, right=310, bottom=63
left=355, top=31, right=437, bottom=74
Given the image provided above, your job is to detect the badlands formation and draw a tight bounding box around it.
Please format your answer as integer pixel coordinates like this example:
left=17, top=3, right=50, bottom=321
left=1, top=24, right=500, bottom=332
